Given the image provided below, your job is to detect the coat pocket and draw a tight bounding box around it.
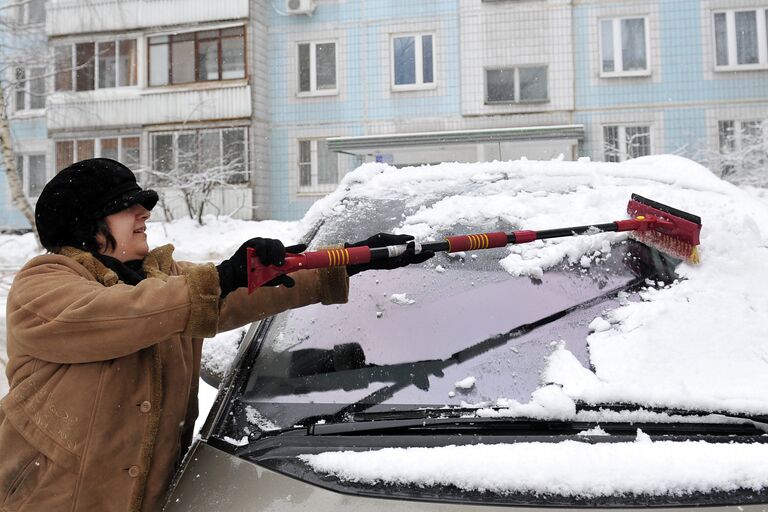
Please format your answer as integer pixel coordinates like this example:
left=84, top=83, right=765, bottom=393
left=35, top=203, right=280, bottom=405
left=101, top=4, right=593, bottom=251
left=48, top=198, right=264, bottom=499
left=1, top=452, right=47, bottom=512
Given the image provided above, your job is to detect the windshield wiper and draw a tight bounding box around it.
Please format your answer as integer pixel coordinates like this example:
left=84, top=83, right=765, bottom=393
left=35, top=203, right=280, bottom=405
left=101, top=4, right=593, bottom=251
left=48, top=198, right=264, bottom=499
left=303, top=413, right=768, bottom=437
left=575, top=402, right=768, bottom=431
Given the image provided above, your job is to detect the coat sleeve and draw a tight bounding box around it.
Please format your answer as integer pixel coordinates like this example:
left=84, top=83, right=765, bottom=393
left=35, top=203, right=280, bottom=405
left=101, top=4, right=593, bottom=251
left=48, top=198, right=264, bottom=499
left=214, top=266, right=349, bottom=333
left=7, top=259, right=221, bottom=364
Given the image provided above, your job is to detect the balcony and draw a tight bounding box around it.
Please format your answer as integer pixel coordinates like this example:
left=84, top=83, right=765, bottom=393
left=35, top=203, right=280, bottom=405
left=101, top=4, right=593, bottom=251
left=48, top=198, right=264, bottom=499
left=47, top=81, right=252, bottom=131
left=47, top=0, right=248, bottom=36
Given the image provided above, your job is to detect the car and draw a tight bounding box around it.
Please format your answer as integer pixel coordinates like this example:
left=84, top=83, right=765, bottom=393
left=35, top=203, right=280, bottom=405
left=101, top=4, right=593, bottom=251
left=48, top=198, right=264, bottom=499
left=164, top=156, right=768, bottom=511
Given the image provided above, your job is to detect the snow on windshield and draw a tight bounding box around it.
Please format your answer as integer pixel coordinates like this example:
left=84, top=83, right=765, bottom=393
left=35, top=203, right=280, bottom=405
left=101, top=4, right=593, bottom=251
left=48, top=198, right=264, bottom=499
left=301, top=155, right=768, bottom=417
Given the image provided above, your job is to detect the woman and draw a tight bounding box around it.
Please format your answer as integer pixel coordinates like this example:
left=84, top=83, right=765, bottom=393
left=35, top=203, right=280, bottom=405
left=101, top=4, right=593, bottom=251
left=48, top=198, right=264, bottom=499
left=0, top=158, right=431, bottom=511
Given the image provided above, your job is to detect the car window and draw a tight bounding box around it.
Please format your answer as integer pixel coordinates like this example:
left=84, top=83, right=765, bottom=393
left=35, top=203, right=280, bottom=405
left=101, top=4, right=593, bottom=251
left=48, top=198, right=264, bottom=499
left=231, top=202, right=677, bottom=429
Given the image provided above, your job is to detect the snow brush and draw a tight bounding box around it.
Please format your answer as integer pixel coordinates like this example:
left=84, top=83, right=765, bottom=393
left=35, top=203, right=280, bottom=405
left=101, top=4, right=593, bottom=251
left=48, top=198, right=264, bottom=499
left=246, top=193, right=701, bottom=292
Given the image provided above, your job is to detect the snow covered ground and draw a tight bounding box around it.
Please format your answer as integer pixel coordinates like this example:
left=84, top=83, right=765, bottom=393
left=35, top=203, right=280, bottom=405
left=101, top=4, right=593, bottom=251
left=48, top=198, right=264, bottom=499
left=2, top=156, right=768, bottom=499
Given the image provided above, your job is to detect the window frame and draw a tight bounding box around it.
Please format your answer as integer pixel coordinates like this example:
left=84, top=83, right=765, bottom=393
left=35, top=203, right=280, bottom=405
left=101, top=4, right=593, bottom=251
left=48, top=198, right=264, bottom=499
left=147, top=26, right=247, bottom=87
left=598, top=16, right=651, bottom=78
left=15, top=0, right=45, bottom=26
left=712, top=8, right=768, bottom=71
left=717, top=119, right=767, bottom=174
left=149, top=127, right=250, bottom=185
left=15, top=154, right=48, bottom=199
left=297, top=138, right=340, bottom=195
left=484, top=65, right=549, bottom=104
left=55, top=136, right=142, bottom=171
left=297, top=40, right=339, bottom=97
left=390, top=32, right=437, bottom=92
left=12, top=65, right=46, bottom=113
left=54, top=38, right=139, bottom=92
left=602, top=124, right=652, bottom=162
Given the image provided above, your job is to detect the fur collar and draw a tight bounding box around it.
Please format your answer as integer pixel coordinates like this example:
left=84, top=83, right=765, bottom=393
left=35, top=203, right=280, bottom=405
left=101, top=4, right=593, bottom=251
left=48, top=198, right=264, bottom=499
left=59, top=244, right=176, bottom=286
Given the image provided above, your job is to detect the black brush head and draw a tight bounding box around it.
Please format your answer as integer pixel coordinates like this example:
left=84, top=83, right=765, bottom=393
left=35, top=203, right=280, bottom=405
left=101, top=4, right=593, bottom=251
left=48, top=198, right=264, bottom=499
left=631, top=194, right=701, bottom=226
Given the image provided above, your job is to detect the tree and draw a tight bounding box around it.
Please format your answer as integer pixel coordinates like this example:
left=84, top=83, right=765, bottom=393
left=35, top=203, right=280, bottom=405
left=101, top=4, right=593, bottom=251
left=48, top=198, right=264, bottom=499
left=677, top=119, right=768, bottom=188
left=139, top=142, right=250, bottom=225
left=0, top=0, right=46, bottom=235
left=714, top=119, right=768, bottom=187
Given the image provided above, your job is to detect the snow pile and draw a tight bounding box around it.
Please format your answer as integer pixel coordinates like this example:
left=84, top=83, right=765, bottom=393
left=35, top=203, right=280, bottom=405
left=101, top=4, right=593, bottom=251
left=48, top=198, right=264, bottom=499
left=300, top=440, right=768, bottom=497
left=0, top=232, right=43, bottom=267
left=454, top=376, right=476, bottom=390
left=200, top=328, right=247, bottom=378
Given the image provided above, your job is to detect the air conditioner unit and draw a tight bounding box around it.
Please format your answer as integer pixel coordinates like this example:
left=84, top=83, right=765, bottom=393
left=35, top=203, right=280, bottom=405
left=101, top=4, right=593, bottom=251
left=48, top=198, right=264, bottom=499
left=285, top=0, right=316, bottom=15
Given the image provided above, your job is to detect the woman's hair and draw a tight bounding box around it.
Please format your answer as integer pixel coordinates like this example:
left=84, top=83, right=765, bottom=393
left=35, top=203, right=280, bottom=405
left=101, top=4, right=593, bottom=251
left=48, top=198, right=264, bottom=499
left=49, top=219, right=117, bottom=254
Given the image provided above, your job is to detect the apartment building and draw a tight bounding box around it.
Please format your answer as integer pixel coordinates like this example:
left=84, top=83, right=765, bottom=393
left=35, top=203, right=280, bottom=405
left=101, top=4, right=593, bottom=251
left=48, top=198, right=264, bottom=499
left=269, top=0, right=581, bottom=220
left=1, top=0, right=766, bottom=227
left=43, top=0, right=252, bottom=223
left=573, top=0, right=768, bottom=164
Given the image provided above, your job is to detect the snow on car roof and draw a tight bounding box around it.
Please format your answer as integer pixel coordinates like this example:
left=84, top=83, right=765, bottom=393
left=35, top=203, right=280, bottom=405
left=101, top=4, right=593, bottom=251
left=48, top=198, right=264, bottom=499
left=301, top=155, right=768, bottom=417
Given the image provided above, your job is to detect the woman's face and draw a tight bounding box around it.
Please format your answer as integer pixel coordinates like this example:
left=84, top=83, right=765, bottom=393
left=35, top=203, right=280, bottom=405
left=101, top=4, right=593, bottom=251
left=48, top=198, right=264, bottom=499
left=97, top=204, right=151, bottom=262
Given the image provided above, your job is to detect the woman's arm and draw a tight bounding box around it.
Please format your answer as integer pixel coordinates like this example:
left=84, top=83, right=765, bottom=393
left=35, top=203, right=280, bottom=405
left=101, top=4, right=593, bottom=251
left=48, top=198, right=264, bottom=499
left=7, top=256, right=220, bottom=364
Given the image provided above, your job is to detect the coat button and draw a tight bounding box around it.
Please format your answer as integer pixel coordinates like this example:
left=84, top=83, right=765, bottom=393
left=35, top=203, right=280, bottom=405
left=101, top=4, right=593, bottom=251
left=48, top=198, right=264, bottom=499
left=139, top=401, right=152, bottom=413
left=128, top=466, right=140, bottom=478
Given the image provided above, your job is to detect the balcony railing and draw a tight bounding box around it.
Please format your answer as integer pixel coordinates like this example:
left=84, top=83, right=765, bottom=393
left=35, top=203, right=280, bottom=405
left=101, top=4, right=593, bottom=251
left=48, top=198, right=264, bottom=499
left=47, top=0, right=248, bottom=36
left=47, top=82, right=252, bottom=131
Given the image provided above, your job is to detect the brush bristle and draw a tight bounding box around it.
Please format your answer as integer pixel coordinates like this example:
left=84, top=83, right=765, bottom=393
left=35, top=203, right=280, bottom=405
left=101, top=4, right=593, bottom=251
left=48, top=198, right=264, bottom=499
left=630, top=231, right=700, bottom=264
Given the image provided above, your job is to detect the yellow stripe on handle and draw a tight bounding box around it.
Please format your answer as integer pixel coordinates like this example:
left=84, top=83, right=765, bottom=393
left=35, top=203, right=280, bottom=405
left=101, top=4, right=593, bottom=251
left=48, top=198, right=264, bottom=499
left=325, top=248, right=350, bottom=267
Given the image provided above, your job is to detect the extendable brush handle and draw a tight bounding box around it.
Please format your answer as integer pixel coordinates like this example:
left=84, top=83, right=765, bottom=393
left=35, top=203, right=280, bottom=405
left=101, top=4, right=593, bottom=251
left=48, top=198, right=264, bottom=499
left=246, top=218, right=662, bottom=293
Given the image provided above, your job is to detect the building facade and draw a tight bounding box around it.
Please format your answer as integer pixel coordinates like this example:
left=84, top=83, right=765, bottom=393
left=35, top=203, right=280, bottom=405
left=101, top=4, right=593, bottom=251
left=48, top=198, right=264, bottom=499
left=1, top=0, right=766, bottom=227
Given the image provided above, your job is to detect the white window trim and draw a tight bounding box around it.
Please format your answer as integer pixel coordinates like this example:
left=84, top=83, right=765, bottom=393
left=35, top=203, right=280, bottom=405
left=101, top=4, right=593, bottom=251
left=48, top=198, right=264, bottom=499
left=297, top=139, right=339, bottom=195
left=150, top=128, right=249, bottom=181
left=12, top=65, right=46, bottom=113
left=719, top=119, right=764, bottom=151
left=16, top=154, right=48, bottom=199
left=390, top=33, right=437, bottom=92
left=484, top=66, right=549, bottom=104
left=713, top=8, right=768, bottom=71
left=599, top=16, right=652, bottom=78
left=15, top=0, right=45, bottom=26
left=297, top=41, right=339, bottom=97
left=603, top=125, right=652, bottom=162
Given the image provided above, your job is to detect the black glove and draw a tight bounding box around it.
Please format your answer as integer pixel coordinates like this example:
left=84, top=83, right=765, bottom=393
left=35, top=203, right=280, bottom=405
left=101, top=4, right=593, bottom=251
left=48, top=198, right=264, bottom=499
left=344, top=233, right=434, bottom=276
left=216, top=238, right=307, bottom=298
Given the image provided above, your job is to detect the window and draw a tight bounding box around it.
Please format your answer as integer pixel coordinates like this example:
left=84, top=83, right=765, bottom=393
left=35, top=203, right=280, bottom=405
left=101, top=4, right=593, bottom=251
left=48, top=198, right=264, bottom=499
left=150, top=128, right=248, bottom=184
left=55, top=136, right=141, bottom=171
left=15, top=155, right=47, bottom=198
left=16, top=0, right=45, bottom=25
left=298, top=42, right=337, bottom=94
left=298, top=139, right=339, bottom=192
left=485, top=66, right=548, bottom=103
left=603, top=125, right=651, bottom=162
left=148, top=27, right=246, bottom=86
left=54, top=39, right=138, bottom=92
left=713, top=9, right=768, bottom=69
left=13, top=66, right=46, bottom=112
left=718, top=120, right=767, bottom=176
left=392, top=34, right=434, bottom=89
left=600, top=17, right=649, bottom=76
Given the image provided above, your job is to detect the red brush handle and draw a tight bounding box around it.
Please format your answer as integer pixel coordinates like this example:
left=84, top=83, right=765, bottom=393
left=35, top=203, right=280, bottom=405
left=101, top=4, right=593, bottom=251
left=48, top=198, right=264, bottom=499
left=444, top=232, right=509, bottom=252
left=247, top=246, right=371, bottom=293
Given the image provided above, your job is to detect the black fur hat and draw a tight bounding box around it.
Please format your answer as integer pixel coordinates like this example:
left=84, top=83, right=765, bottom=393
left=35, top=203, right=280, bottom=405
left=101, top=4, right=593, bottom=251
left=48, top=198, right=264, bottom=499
left=35, top=158, right=158, bottom=251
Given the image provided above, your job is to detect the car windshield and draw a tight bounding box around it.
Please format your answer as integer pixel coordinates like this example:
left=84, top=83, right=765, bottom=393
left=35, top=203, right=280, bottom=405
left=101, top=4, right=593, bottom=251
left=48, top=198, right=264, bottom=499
left=236, top=197, right=676, bottom=429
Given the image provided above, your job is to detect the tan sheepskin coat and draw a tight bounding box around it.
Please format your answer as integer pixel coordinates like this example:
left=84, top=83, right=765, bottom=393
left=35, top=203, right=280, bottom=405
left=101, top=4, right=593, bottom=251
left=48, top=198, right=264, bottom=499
left=0, top=244, right=348, bottom=511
